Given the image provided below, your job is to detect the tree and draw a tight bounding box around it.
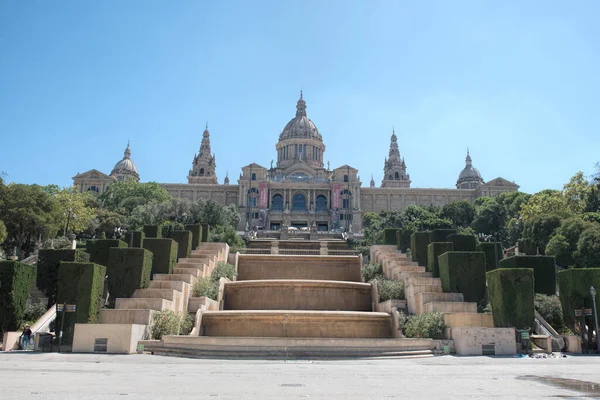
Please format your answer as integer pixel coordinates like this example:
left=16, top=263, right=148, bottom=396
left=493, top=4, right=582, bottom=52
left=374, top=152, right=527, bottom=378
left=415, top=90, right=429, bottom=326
left=190, top=200, right=239, bottom=228
left=52, top=187, right=97, bottom=235
left=495, top=191, right=531, bottom=219
left=574, top=225, right=600, bottom=268
left=520, top=190, right=571, bottom=222
left=545, top=234, right=571, bottom=267
left=522, top=213, right=562, bottom=254
left=93, top=209, right=127, bottom=238
left=0, top=220, right=6, bottom=244
left=441, top=200, right=475, bottom=228
left=562, top=171, right=590, bottom=214
left=98, top=180, right=171, bottom=214
left=471, top=200, right=507, bottom=237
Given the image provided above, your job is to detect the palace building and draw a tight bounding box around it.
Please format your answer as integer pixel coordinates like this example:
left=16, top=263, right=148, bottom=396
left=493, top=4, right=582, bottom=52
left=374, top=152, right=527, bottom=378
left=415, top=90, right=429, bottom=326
left=74, top=92, right=519, bottom=232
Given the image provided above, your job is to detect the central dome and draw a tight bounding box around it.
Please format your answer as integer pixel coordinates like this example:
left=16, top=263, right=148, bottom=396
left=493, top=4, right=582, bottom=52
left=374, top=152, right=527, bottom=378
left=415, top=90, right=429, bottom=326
left=278, top=92, right=322, bottom=141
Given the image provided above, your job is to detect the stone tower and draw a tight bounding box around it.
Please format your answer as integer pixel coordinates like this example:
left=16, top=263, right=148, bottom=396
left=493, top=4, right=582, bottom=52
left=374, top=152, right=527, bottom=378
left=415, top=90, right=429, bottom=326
left=381, top=129, right=410, bottom=188
left=188, top=124, right=218, bottom=184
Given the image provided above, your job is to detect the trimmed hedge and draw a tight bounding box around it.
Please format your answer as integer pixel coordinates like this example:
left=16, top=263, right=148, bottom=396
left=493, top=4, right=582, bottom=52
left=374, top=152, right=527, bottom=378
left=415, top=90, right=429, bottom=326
left=131, top=231, right=144, bottom=248
left=107, top=248, right=153, bottom=306
left=86, top=239, right=128, bottom=267
left=427, top=242, right=454, bottom=278
left=185, top=224, right=202, bottom=251
left=383, top=228, right=399, bottom=245
left=55, top=262, right=106, bottom=345
left=558, top=268, right=600, bottom=329
left=37, top=249, right=90, bottom=307
left=171, top=230, right=193, bottom=260
left=518, top=238, right=538, bottom=255
left=477, top=242, right=503, bottom=272
left=0, top=261, right=36, bottom=333
left=487, top=268, right=534, bottom=329
left=201, top=223, right=210, bottom=243
left=410, top=231, right=431, bottom=267
left=143, top=238, right=179, bottom=276
left=446, top=234, right=477, bottom=252
left=143, top=225, right=161, bottom=238
left=499, top=255, right=556, bottom=295
left=429, top=229, right=457, bottom=243
left=439, top=251, right=486, bottom=304
left=397, top=229, right=414, bottom=253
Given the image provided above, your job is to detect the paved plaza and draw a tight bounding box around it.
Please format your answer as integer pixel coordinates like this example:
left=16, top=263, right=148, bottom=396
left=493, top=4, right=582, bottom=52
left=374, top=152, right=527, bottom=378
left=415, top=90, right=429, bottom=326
left=1, top=353, right=600, bottom=399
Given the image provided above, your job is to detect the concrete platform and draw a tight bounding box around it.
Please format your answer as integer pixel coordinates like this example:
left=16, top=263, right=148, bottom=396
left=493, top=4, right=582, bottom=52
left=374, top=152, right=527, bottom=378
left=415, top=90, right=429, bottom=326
left=153, top=273, right=195, bottom=284
left=73, top=323, right=148, bottom=354
left=414, top=292, right=464, bottom=316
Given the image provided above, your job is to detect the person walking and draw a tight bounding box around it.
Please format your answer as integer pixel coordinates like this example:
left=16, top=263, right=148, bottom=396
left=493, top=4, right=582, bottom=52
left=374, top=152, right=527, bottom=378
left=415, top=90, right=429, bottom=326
left=20, top=324, right=32, bottom=350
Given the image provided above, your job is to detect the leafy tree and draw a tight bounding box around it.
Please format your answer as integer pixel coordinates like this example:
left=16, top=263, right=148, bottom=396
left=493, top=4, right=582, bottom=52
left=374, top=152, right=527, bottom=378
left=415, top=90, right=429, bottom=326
left=93, top=209, right=127, bottom=238
left=128, top=198, right=194, bottom=230
left=0, top=220, right=6, bottom=244
left=522, top=213, right=562, bottom=254
left=441, top=200, right=475, bottom=228
left=574, top=225, right=600, bottom=268
left=562, top=171, right=591, bottom=214
left=99, top=180, right=171, bottom=214
left=520, top=190, right=571, bottom=222
left=545, top=234, right=571, bottom=266
left=52, top=187, right=97, bottom=235
left=495, top=191, right=531, bottom=219
left=210, top=225, right=244, bottom=252
left=190, top=200, right=239, bottom=228
left=471, top=199, right=507, bottom=237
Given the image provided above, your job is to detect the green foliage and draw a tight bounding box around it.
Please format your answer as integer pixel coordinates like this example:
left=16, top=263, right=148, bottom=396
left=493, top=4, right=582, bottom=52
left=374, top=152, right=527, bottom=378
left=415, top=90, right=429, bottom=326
left=518, top=238, right=538, bottom=255
left=86, top=239, right=128, bottom=267
left=404, top=312, right=445, bottom=339
left=377, top=279, right=405, bottom=301
left=191, top=277, right=218, bottom=298
left=37, top=249, right=90, bottom=307
left=210, top=261, right=236, bottom=282
left=0, top=261, right=36, bottom=334
left=170, top=230, right=192, bottom=259
left=499, top=255, right=556, bottom=295
left=185, top=224, right=202, bottom=251
left=429, top=229, right=457, bottom=243
left=476, top=242, right=503, bottom=272
left=143, top=225, right=161, bottom=238
left=98, top=180, right=172, bottom=215
left=142, top=238, right=178, bottom=276
left=545, top=234, right=570, bottom=267
left=107, top=248, right=153, bottom=306
left=534, top=294, right=567, bottom=333
left=190, top=200, right=240, bottom=228
left=131, top=231, right=144, bottom=248
left=128, top=198, right=193, bottom=230
left=410, top=231, right=430, bottom=267
left=23, top=302, right=48, bottom=326
left=201, top=223, right=210, bottom=242
left=558, top=268, right=600, bottom=329
left=471, top=199, right=507, bottom=238
left=52, top=187, right=98, bottom=235
left=399, top=205, right=453, bottom=231
left=441, top=201, right=475, bottom=228
left=427, top=242, right=453, bottom=278
left=383, top=228, right=399, bottom=245
left=92, top=209, right=126, bottom=239
left=361, top=263, right=383, bottom=282
left=397, top=229, right=414, bottom=253
left=55, top=262, right=106, bottom=345
left=149, top=310, right=193, bottom=340
left=0, top=220, right=6, bottom=244
left=486, top=268, right=534, bottom=329
left=439, top=251, right=486, bottom=304
left=574, top=225, right=600, bottom=268
left=523, top=213, right=562, bottom=255
left=210, top=225, right=244, bottom=252
left=446, top=233, right=477, bottom=252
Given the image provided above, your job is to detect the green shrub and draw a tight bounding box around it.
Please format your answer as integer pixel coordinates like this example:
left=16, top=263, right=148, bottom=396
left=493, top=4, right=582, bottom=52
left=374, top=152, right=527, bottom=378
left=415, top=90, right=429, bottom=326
left=210, top=225, right=245, bottom=253
left=201, top=223, right=210, bottom=243
left=518, top=238, right=538, bottom=255
left=535, top=294, right=567, bottom=333
left=383, top=228, right=399, bottom=245
left=429, top=229, right=457, bottom=243
left=131, top=231, right=144, bottom=248
left=185, top=224, right=202, bottom=251
left=170, top=230, right=193, bottom=260
left=143, top=238, right=178, bottom=276
left=107, top=248, right=153, bottom=306
left=439, top=251, right=486, bottom=304
left=446, top=234, right=477, bottom=252
left=161, top=222, right=184, bottom=239
left=361, top=263, right=383, bottom=282
left=0, top=261, right=36, bottom=334
left=55, top=262, right=106, bottom=345
left=476, top=242, right=503, bottom=272
left=410, top=231, right=431, bottom=267
left=499, top=255, right=556, bottom=295
left=397, top=229, right=414, bottom=253
left=404, top=312, right=445, bottom=339
left=558, top=268, right=600, bottom=329
left=86, top=239, right=127, bottom=267
left=377, top=278, right=405, bottom=301
left=37, top=249, right=90, bottom=307
left=149, top=310, right=193, bottom=340
left=191, top=277, right=218, bottom=299
left=427, top=242, right=453, bottom=278
left=210, top=261, right=236, bottom=282
left=486, top=268, right=534, bottom=329
left=143, top=225, right=161, bottom=238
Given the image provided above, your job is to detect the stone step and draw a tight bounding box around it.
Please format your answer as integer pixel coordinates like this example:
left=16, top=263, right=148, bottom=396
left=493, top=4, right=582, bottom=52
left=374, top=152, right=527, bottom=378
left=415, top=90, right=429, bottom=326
left=148, top=280, right=188, bottom=292
left=396, top=271, right=432, bottom=281
left=406, top=285, right=443, bottom=314
left=443, top=312, right=494, bottom=328
left=423, top=301, right=478, bottom=314
left=178, top=258, right=211, bottom=265
left=100, top=309, right=154, bottom=325
left=173, top=267, right=202, bottom=277
left=177, top=262, right=207, bottom=270
left=414, top=292, right=464, bottom=316
left=115, top=298, right=173, bottom=311
left=153, top=274, right=195, bottom=284
left=405, top=277, right=442, bottom=287
left=133, top=288, right=180, bottom=301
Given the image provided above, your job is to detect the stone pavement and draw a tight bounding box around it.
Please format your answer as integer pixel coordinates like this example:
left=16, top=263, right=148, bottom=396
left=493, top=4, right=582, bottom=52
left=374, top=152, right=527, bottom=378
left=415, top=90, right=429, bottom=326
left=1, top=352, right=599, bottom=399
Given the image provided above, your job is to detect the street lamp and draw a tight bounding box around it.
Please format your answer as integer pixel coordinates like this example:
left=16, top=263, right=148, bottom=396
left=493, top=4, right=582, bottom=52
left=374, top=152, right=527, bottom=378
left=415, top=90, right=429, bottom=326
left=591, top=286, right=599, bottom=354
left=64, top=207, right=76, bottom=237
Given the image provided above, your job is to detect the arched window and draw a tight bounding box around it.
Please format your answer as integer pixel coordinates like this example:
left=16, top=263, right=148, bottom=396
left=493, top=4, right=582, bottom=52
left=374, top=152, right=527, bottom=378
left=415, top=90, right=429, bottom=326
left=87, top=185, right=99, bottom=193
left=271, top=194, right=283, bottom=210
left=247, top=188, right=259, bottom=207
left=251, top=172, right=256, bottom=181
left=395, top=172, right=399, bottom=179
left=343, top=174, right=349, bottom=182
left=316, top=195, right=327, bottom=212
left=388, top=175, right=392, bottom=180
left=292, top=193, right=306, bottom=211
left=199, top=168, right=205, bottom=176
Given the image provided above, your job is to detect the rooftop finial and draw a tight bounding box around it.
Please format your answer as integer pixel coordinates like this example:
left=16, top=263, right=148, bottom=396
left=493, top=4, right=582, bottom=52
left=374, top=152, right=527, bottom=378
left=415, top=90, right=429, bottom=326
left=124, top=141, right=131, bottom=159
left=466, top=148, right=472, bottom=164
left=296, top=90, right=307, bottom=117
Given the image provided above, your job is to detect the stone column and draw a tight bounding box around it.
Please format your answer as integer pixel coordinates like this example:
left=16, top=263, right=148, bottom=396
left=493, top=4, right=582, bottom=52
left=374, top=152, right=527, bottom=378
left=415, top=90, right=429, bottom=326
left=320, top=241, right=328, bottom=256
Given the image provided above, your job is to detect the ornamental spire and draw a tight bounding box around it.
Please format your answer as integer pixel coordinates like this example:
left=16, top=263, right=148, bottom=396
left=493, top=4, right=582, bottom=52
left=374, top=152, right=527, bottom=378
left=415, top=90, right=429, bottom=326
left=296, top=90, right=307, bottom=117
left=124, top=141, right=131, bottom=159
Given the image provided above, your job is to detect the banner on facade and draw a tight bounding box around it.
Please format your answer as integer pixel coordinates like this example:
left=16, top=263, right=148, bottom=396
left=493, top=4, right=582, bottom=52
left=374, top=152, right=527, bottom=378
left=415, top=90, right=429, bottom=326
left=333, top=184, right=340, bottom=208
left=260, top=182, right=267, bottom=208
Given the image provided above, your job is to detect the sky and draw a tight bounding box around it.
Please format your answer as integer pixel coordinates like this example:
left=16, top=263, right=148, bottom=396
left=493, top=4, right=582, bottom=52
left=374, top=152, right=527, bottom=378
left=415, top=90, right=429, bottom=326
left=1, top=1, right=599, bottom=194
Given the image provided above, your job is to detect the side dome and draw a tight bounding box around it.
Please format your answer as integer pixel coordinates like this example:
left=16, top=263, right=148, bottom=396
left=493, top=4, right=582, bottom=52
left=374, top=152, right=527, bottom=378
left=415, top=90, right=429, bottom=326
left=278, top=92, right=322, bottom=141
left=456, top=150, right=483, bottom=189
left=111, top=142, right=140, bottom=182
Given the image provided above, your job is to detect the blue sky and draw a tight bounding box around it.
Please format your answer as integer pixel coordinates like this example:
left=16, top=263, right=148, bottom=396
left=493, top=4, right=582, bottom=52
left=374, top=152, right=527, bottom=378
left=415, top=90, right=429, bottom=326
left=1, top=1, right=598, bottom=194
